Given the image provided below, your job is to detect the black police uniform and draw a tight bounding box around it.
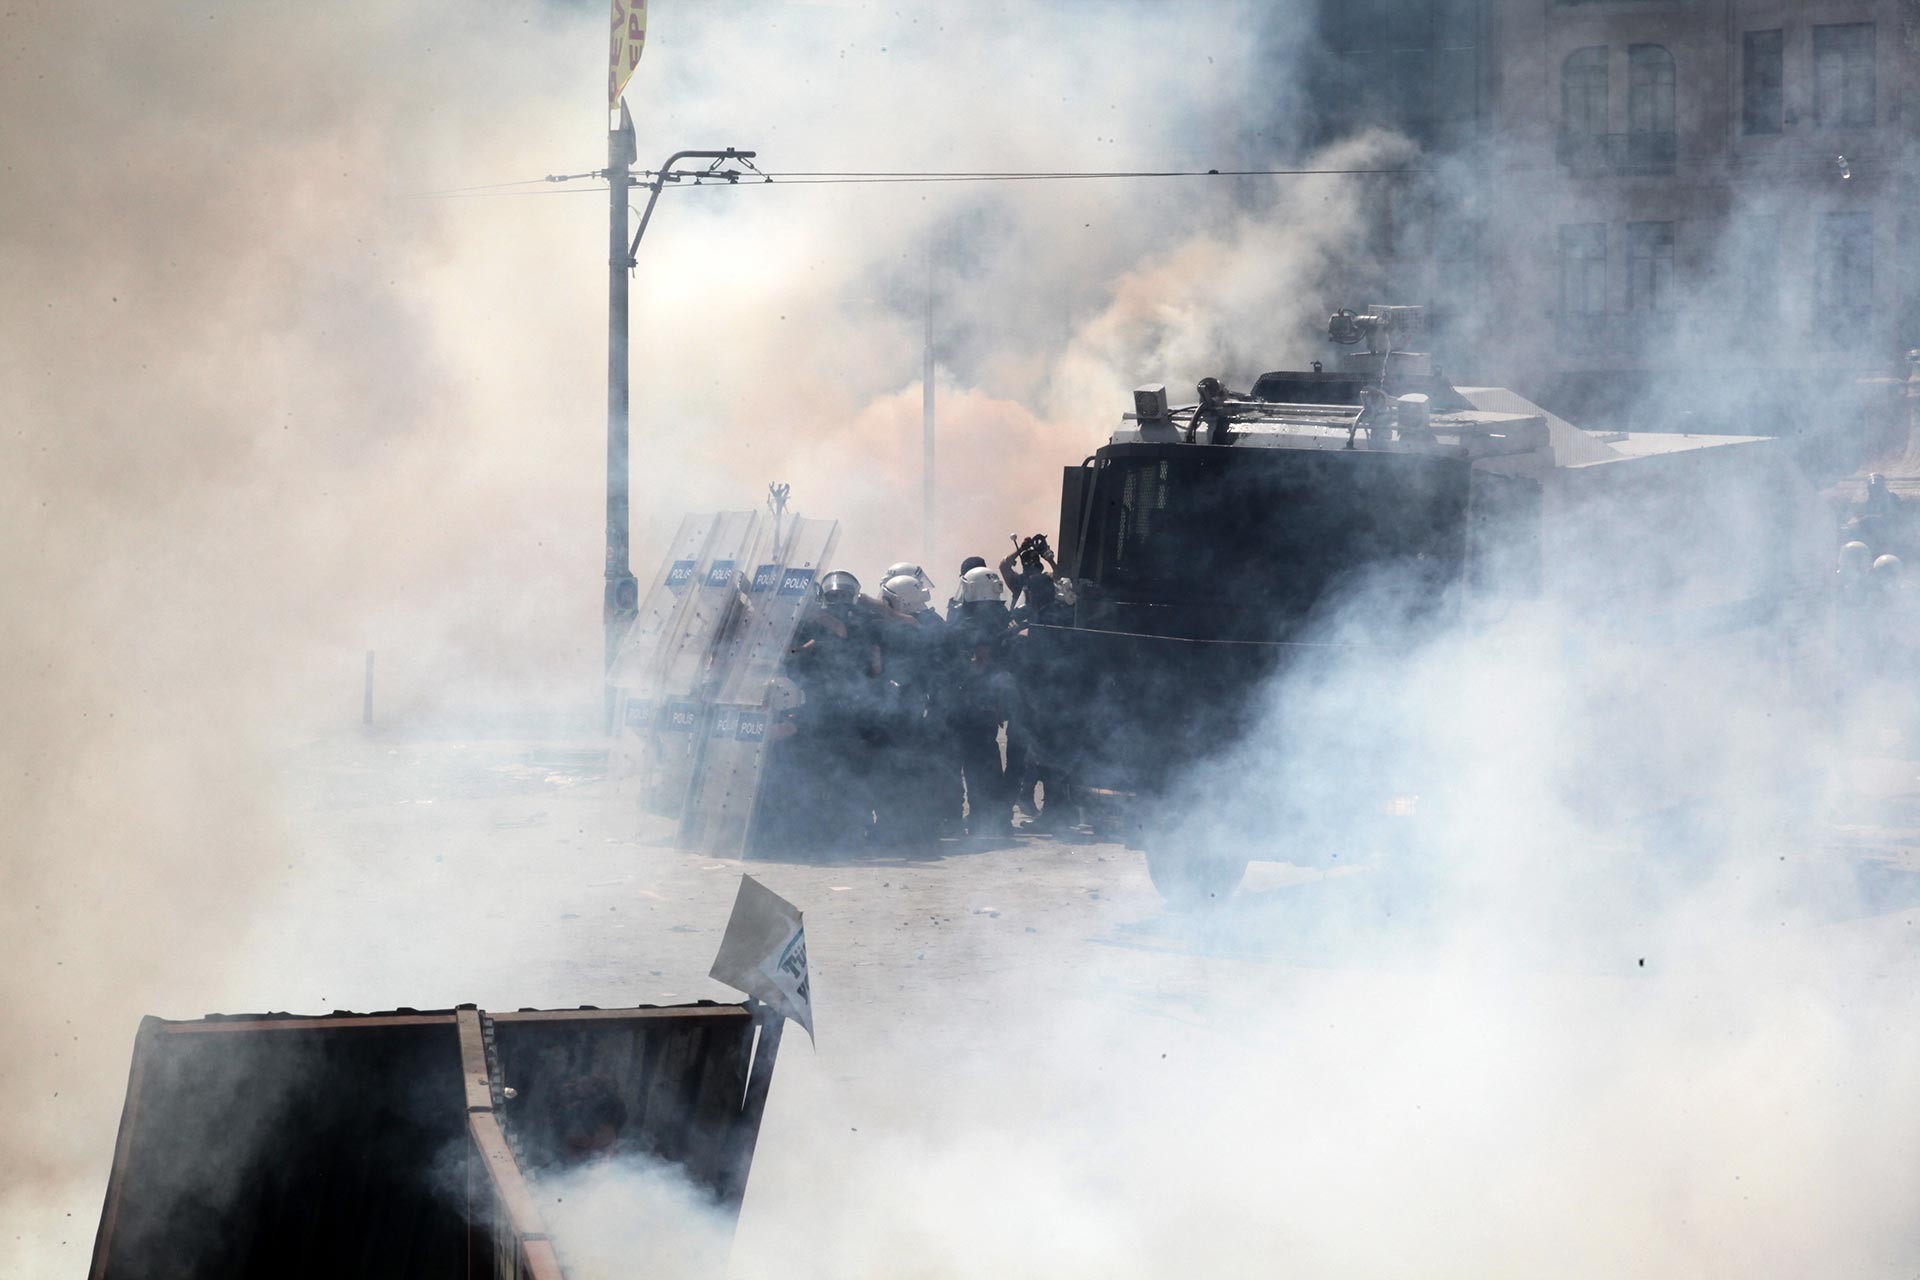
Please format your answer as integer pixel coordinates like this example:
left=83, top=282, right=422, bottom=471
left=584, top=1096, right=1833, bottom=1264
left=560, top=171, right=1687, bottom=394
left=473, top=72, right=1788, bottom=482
left=873, top=607, right=957, bottom=844
left=770, top=600, right=884, bottom=850
left=1008, top=594, right=1081, bottom=829
left=945, top=599, right=1014, bottom=835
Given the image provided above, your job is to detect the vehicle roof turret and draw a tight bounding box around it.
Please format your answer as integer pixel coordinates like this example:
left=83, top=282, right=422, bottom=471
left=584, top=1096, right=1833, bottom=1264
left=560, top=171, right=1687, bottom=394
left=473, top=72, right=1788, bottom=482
left=1113, top=304, right=1766, bottom=470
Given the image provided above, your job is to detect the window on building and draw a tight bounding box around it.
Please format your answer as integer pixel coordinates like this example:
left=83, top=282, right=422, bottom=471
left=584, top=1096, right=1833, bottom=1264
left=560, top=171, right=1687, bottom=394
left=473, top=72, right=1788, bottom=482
left=1615, top=45, right=1677, bottom=173
left=1626, top=221, right=1675, bottom=313
left=1562, top=47, right=1609, bottom=137
left=1628, top=45, right=1675, bottom=134
left=1817, top=212, right=1873, bottom=316
left=1326, top=0, right=1482, bottom=150
left=1559, top=223, right=1607, bottom=323
left=1814, top=24, right=1875, bottom=128
left=1742, top=30, right=1783, bottom=134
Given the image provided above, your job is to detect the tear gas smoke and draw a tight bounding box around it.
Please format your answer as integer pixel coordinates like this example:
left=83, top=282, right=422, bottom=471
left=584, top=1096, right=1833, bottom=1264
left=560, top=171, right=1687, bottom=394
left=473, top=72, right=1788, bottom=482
left=720, top=581, right=1920, bottom=1279
left=5, top=2, right=1917, bottom=1277
left=534, top=1155, right=735, bottom=1280
left=0, top=0, right=1331, bottom=1254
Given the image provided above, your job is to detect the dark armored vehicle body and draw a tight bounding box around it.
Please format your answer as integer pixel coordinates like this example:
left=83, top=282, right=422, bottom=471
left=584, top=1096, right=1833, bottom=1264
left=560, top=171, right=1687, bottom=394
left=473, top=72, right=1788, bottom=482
left=1028, top=307, right=1828, bottom=902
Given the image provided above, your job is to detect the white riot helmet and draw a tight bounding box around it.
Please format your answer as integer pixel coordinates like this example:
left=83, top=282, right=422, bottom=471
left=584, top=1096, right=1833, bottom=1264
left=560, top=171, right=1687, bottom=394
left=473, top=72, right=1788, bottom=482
left=884, top=561, right=934, bottom=592
left=1840, top=540, right=1872, bottom=574
left=882, top=573, right=932, bottom=614
left=1054, top=576, right=1077, bottom=607
left=1873, top=553, right=1903, bottom=578
left=958, top=566, right=1005, bottom=604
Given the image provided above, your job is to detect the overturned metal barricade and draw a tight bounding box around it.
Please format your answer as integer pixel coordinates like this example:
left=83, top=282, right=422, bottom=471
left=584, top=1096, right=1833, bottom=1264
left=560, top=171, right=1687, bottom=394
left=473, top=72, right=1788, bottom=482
left=89, top=1000, right=782, bottom=1279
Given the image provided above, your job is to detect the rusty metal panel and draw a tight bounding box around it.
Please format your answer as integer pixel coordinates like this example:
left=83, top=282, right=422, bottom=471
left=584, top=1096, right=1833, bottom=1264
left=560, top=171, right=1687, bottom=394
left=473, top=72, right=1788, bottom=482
left=681, top=1023, right=754, bottom=1193
left=468, top=1113, right=551, bottom=1253
left=91, top=1001, right=780, bottom=1279
left=486, top=1004, right=765, bottom=1211
left=457, top=1008, right=495, bottom=1113
left=90, top=1013, right=469, bottom=1279
left=720, top=1016, right=784, bottom=1210
left=519, top=1240, right=567, bottom=1280
left=637, top=1024, right=705, bottom=1163
left=490, top=1004, right=748, bottom=1025
left=89, top=1019, right=156, bottom=1280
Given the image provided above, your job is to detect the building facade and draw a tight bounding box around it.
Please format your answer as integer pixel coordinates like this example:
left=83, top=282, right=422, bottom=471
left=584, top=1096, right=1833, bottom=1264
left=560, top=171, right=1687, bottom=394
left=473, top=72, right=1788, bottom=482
left=1311, top=0, right=1496, bottom=357
left=1318, top=0, right=1918, bottom=445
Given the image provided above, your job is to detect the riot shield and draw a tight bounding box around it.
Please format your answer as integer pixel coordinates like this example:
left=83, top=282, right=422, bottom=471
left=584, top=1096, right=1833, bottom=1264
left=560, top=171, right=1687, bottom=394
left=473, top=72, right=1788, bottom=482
left=609, top=513, right=721, bottom=702
left=631, top=511, right=763, bottom=818
left=608, top=514, right=721, bottom=796
left=678, top=516, right=840, bottom=855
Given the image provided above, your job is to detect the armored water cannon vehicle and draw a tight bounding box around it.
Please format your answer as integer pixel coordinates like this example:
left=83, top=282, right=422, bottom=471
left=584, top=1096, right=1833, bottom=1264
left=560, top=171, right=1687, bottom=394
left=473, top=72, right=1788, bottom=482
left=1027, top=305, right=1830, bottom=903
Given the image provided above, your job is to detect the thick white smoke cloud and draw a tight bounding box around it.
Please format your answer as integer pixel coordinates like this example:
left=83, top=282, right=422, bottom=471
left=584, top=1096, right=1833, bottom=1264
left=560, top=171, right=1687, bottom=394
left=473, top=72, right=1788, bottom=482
left=724, top=578, right=1920, bottom=1278
left=8, top=1, right=1917, bottom=1276
left=536, top=1154, right=736, bottom=1279
left=0, top=0, right=1346, bottom=1251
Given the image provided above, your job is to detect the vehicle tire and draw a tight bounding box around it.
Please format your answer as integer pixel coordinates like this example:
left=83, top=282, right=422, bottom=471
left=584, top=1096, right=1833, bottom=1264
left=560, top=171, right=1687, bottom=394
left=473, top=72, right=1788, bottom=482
left=1083, top=792, right=1142, bottom=846
left=1143, top=839, right=1248, bottom=909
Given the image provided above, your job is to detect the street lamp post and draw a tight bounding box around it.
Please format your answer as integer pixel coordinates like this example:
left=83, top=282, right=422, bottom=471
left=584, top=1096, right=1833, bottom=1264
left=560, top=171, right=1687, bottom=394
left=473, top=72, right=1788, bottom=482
left=602, top=100, right=755, bottom=725
left=605, top=104, right=639, bottom=696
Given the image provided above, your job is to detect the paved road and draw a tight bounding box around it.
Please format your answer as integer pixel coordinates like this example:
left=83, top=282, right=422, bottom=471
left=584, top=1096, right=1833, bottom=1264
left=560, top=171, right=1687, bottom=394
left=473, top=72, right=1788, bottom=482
left=215, top=732, right=1920, bottom=1278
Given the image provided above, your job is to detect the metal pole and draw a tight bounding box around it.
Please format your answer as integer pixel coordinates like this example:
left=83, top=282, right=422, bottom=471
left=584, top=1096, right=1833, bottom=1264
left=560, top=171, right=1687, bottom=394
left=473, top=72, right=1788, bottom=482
left=922, top=244, right=936, bottom=566
left=602, top=139, right=753, bottom=731
left=605, top=103, right=639, bottom=720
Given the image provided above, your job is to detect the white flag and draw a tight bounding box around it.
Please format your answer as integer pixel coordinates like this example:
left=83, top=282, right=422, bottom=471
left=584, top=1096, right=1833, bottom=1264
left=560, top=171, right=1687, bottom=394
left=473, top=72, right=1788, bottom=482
left=710, top=875, right=813, bottom=1042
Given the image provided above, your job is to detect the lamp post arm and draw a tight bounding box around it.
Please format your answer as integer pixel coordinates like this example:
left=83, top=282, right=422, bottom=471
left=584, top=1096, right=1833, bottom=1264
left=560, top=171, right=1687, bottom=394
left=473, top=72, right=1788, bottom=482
left=627, top=148, right=756, bottom=264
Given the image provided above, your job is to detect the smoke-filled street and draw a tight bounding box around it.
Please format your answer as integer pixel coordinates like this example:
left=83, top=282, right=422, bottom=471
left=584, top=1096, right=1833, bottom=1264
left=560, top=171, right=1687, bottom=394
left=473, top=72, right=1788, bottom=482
left=11, top=1, right=1920, bottom=1275
left=191, top=731, right=1920, bottom=1275
left=266, top=733, right=1920, bottom=1009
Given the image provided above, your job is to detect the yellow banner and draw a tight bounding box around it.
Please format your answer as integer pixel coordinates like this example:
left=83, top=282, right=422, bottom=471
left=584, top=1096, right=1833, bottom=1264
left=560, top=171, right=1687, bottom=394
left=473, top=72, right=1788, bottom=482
left=609, top=0, right=647, bottom=106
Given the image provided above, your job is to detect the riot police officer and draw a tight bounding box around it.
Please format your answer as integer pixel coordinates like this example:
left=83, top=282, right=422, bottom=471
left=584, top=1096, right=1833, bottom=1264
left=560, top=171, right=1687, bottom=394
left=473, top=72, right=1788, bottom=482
left=874, top=571, right=955, bottom=842
left=885, top=561, right=935, bottom=595
left=946, top=566, right=1016, bottom=836
left=947, top=556, right=988, bottom=616
left=999, top=535, right=1058, bottom=620
left=1010, top=575, right=1082, bottom=831
left=771, top=570, right=884, bottom=850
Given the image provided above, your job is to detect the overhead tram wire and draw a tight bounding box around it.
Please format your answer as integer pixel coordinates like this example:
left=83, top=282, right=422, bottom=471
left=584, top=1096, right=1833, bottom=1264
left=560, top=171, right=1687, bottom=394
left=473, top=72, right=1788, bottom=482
left=746, top=165, right=1422, bottom=185
left=403, top=170, right=606, bottom=199
left=408, top=164, right=1424, bottom=199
